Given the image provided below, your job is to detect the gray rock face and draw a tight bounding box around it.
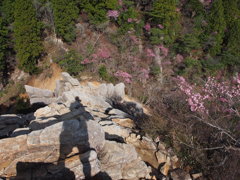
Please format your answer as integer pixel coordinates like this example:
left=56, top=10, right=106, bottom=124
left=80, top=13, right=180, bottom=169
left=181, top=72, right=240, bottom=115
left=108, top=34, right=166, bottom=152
left=26, top=72, right=126, bottom=108
left=0, top=118, right=105, bottom=178
left=61, top=72, right=80, bottom=86
left=0, top=72, right=188, bottom=180
left=114, top=83, right=125, bottom=98
left=100, top=141, right=151, bottom=180
left=25, top=85, right=56, bottom=105
left=100, top=121, right=131, bottom=138
left=25, top=85, right=54, bottom=98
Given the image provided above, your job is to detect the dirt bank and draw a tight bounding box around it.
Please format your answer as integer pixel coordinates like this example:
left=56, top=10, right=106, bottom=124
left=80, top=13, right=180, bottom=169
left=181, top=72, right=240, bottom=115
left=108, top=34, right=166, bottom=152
left=27, top=63, right=62, bottom=91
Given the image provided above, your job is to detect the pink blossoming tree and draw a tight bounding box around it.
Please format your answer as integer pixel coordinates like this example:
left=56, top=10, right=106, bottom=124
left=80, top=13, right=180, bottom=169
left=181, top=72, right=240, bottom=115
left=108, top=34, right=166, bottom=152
left=144, top=23, right=151, bottom=31
left=177, top=75, right=240, bottom=144
left=107, top=10, right=119, bottom=19
left=114, top=70, right=132, bottom=83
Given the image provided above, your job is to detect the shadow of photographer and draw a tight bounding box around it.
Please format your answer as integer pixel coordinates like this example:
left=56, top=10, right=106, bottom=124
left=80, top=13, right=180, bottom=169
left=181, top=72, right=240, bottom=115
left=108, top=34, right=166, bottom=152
left=11, top=97, right=111, bottom=180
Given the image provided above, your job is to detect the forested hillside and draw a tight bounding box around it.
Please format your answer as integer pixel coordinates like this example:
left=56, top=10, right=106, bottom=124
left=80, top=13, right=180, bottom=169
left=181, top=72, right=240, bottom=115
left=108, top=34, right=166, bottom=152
left=0, top=0, right=239, bottom=179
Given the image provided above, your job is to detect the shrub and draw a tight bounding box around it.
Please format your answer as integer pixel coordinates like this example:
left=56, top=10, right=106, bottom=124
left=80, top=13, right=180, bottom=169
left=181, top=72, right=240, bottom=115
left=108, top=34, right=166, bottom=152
left=98, top=65, right=115, bottom=82
left=98, top=65, right=108, bottom=80
left=149, top=28, right=164, bottom=45
left=180, top=57, right=202, bottom=78
left=201, top=56, right=223, bottom=72
left=150, top=65, right=160, bottom=77
left=15, top=97, right=31, bottom=114
left=105, top=0, right=118, bottom=9
left=221, top=49, right=240, bottom=67
left=54, top=50, right=84, bottom=76
left=184, top=57, right=201, bottom=67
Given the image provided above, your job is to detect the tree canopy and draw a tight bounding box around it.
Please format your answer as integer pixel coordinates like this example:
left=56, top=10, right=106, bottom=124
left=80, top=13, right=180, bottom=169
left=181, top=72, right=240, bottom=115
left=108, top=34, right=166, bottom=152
left=51, top=0, right=79, bottom=42
left=0, top=17, right=8, bottom=83
left=14, top=0, right=43, bottom=73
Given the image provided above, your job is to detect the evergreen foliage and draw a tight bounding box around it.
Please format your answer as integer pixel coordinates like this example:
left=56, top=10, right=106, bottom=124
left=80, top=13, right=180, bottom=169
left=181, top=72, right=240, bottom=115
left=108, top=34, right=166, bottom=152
left=175, top=32, right=201, bottom=54
left=222, top=0, right=240, bottom=66
left=33, top=0, right=55, bottom=33
left=148, top=0, right=180, bottom=45
left=54, top=50, right=84, bottom=76
left=0, top=17, right=8, bottom=83
left=117, top=3, right=143, bottom=35
left=78, top=0, right=118, bottom=25
left=0, top=0, right=15, bottom=24
left=204, top=0, right=226, bottom=56
left=51, top=0, right=79, bottom=42
left=14, top=0, right=43, bottom=73
left=98, top=64, right=115, bottom=82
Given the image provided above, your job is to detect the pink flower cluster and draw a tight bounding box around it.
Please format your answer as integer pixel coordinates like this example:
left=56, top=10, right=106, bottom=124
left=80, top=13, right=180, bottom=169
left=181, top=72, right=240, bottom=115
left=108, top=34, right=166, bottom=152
left=128, top=18, right=133, bottom=22
left=97, top=47, right=111, bottom=59
left=177, top=74, right=240, bottom=115
left=204, top=77, right=240, bottom=100
left=177, top=76, right=209, bottom=114
left=159, top=45, right=169, bottom=57
left=114, top=70, right=132, bottom=83
left=107, top=10, right=119, bottom=19
left=81, top=47, right=111, bottom=65
left=81, top=58, right=94, bottom=64
left=146, top=48, right=155, bottom=57
left=144, top=23, right=151, bottom=31
left=128, top=18, right=139, bottom=23
left=158, top=24, right=164, bottom=29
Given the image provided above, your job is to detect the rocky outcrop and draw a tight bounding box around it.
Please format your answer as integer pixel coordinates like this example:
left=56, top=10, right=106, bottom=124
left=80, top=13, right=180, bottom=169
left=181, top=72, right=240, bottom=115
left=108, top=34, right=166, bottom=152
left=0, top=73, right=152, bottom=179
left=0, top=119, right=105, bottom=178
left=25, top=85, right=56, bottom=105
left=0, top=72, right=191, bottom=179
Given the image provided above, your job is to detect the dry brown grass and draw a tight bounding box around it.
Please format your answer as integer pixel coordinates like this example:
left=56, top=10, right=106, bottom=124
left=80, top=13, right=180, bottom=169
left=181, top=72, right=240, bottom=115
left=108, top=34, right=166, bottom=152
left=27, top=63, right=62, bottom=91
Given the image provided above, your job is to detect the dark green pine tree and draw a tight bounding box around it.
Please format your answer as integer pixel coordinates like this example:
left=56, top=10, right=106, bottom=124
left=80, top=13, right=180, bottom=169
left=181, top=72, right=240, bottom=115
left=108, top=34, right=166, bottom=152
left=14, top=0, right=43, bottom=73
left=77, top=0, right=118, bottom=25
left=1, top=0, right=15, bottom=24
left=148, top=0, right=181, bottom=45
left=221, top=0, right=240, bottom=66
left=0, top=17, right=8, bottom=84
left=51, top=0, right=79, bottom=42
left=206, top=0, right=226, bottom=56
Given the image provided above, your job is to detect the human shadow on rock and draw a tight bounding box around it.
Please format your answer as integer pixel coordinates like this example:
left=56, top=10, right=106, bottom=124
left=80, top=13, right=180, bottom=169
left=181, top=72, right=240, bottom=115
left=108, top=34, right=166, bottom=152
left=12, top=97, right=111, bottom=180
left=58, top=96, right=92, bottom=179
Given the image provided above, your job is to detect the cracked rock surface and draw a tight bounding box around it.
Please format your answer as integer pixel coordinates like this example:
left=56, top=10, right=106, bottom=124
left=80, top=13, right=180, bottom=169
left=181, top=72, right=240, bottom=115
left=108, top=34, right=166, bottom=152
left=0, top=72, right=186, bottom=179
